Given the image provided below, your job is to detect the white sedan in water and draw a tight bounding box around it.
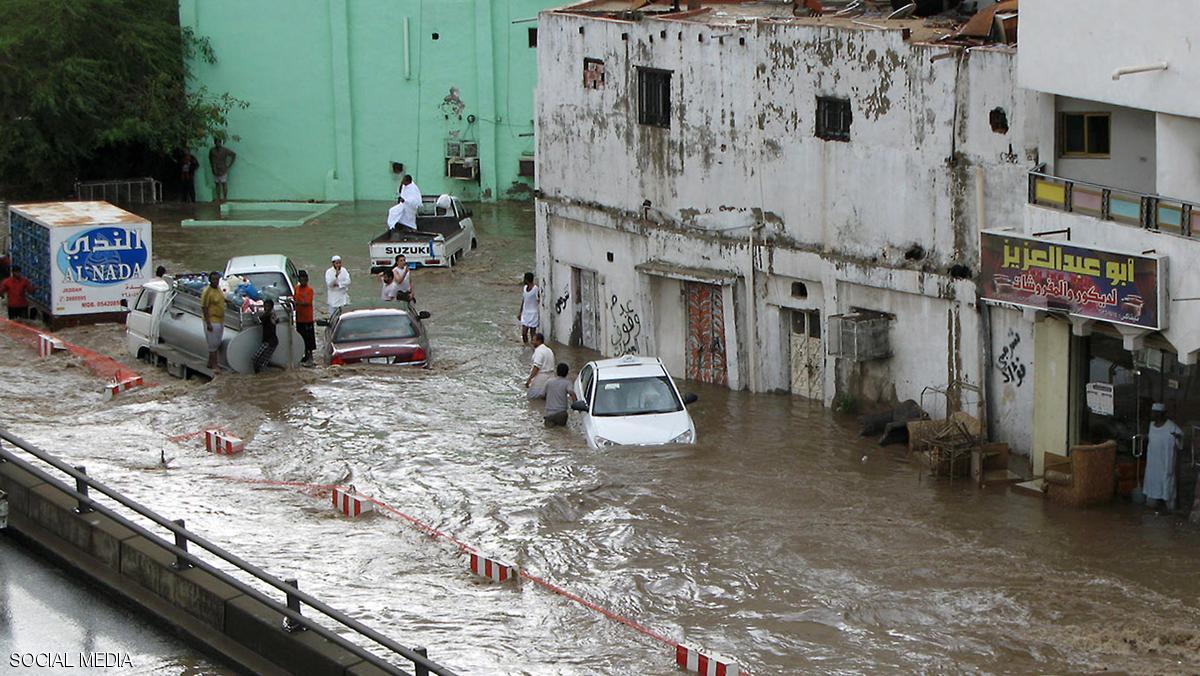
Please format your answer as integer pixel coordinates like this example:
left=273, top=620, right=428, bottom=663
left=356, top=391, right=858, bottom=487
left=571, top=355, right=699, bottom=449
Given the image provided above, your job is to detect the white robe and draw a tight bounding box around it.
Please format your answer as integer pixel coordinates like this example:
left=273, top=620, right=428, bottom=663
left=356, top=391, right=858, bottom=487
left=398, top=183, right=422, bottom=230
left=1144, top=419, right=1181, bottom=502
left=386, top=202, right=405, bottom=229
left=325, top=266, right=351, bottom=313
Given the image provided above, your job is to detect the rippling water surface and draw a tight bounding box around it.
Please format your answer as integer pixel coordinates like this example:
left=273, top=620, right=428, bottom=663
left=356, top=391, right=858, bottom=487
left=2, top=201, right=1199, bottom=674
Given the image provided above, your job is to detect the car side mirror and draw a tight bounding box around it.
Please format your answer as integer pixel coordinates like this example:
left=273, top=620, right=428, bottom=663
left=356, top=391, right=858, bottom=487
left=571, top=400, right=589, bottom=412
left=682, top=393, right=698, bottom=405
left=418, top=310, right=431, bottom=320
left=120, top=298, right=128, bottom=308
left=316, top=318, right=330, bottom=327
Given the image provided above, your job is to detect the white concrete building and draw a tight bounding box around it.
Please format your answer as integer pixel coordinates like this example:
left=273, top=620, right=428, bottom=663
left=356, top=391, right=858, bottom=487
left=1001, top=0, right=1200, bottom=485
left=534, top=1, right=1049, bottom=427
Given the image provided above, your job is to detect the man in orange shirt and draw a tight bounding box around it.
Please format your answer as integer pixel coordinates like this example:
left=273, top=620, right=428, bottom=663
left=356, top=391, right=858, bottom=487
left=0, top=266, right=35, bottom=320
left=294, top=270, right=316, bottom=364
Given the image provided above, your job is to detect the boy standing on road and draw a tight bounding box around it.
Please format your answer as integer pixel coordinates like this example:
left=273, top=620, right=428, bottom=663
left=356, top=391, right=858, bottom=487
left=517, top=272, right=540, bottom=344
left=200, top=271, right=225, bottom=376
left=0, top=266, right=35, bottom=319
left=294, top=270, right=316, bottom=365
left=525, top=332, right=555, bottom=399
left=252, top=299, right=279, bottom=373
left=542, top=363, right=577, bottom=427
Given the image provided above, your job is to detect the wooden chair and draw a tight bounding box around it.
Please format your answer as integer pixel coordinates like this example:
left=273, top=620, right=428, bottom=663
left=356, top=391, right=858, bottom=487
left=1043, top=440, right=1117, bottom=507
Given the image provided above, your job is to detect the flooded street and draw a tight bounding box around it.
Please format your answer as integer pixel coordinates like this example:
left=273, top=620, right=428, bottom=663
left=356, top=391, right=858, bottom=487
left=2, top=201, right=1199, bottom=675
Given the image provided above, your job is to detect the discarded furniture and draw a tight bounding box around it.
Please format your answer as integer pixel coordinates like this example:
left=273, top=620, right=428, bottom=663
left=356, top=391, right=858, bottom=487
left=1043, top=440, right=1116, bottom=508
left=859, top=399, right=927, bottom=446
left=970, top=442, right=1021, bottom=487
left=908, top=412, right=983, bottom=479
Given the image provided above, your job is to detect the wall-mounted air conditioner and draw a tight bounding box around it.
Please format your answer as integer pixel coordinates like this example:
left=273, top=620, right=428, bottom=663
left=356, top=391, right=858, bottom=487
left=447, top=157, right=479, bottom=180
left=827, top=311, right=892, bottom=361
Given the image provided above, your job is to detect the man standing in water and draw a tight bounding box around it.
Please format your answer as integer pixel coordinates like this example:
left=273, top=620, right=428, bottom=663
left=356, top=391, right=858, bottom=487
left=325, top=255, right=350, bottom=316
left=294, top=270, right=316, bottom=365
left=392, top=254, right=414, bottom=302
left=200, top=271, right=225, bottom=376
left=517, top=272, right=540, bottom=344
left=542, top=363, right=576, bottom=427
left=525, top=332, right=555, bottom=399
left=209, top=137, right=237, bottom=203
left=1144, top=402, right=1182, bottom=511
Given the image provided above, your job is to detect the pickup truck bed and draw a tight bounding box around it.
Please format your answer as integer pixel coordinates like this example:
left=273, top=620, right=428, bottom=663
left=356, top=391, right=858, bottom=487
left=369, top=216, right=463, bottom=243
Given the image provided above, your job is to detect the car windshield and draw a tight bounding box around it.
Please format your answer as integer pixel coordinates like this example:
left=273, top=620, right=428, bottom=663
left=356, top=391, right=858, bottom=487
left=591, top=376, right=682, bottom=417
left=238, top=272, right=290, bottom=294
left=333, top=314, right=417, bottom=343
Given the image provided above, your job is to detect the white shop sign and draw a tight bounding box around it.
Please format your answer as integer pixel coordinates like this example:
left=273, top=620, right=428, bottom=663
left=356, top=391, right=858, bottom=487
left=1085, top=382, right=1114, bottom=416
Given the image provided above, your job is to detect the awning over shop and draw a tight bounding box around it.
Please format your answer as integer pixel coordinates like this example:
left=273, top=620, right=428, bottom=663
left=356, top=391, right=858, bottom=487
left=634, top=259, right=738, bottom=286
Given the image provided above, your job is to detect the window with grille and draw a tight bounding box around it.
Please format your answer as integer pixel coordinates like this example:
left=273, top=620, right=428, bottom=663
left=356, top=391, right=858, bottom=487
left=815, top=96, right=852, bottom=141
left=638, top=67, right=672, bottom=128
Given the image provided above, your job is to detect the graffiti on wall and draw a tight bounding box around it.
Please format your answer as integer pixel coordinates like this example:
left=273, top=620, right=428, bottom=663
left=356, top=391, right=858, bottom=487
left=996, top=328, right=1027, bottom=387
left=554, top=284, right=570, bottom=315
left=608, top=294, right=641, bottom=355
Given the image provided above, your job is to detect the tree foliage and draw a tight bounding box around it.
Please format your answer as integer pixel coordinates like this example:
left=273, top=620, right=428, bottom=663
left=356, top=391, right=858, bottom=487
left=0, top=0, right=246, bottom=195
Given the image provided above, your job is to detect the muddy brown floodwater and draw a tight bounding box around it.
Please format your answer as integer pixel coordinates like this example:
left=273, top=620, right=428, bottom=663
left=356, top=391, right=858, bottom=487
left=2, top=201, right=1199, bottom=675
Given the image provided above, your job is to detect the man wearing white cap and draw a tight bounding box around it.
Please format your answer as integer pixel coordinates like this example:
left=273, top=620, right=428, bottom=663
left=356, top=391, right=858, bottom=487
left=325, top=255, right=351, bottom=315
left=1144, top=402, right=1182, bottom=509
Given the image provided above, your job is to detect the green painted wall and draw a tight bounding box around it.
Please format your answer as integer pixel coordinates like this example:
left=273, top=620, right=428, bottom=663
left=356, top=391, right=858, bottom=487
left=180, top=0, right=553, bottom=202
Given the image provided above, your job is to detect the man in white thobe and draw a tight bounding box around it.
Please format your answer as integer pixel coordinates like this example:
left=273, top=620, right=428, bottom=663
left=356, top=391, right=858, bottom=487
left=1144, top=402, right=1182, bottom=509
left=325, top=255, right=351, bottom=315
left=396, top=174, right=422, bottom=230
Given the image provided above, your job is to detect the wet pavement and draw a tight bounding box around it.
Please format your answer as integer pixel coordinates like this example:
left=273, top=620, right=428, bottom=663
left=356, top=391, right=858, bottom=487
left=0, top=532, right=228, bottom=675
left=1, top=200, right=1199, bottom=674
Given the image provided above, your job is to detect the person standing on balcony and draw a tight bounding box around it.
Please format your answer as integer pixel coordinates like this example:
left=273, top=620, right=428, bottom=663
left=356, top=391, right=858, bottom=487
left=1144, top=402, right=1182, bottom=511
left=209, top=137, right=237, bottom=204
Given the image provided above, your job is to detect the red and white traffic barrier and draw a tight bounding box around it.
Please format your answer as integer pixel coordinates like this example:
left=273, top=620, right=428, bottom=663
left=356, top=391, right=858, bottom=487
left=105, top=375, right=143, bottom=399
left=468, top=552, right=517, bottom=583
left=37, top=334, right=65, bottom=358
left=204, top=429, right=244, bottom=455
left=675, top=644, right=739, bottom=676
left=331, top=485, right=372, bottom=517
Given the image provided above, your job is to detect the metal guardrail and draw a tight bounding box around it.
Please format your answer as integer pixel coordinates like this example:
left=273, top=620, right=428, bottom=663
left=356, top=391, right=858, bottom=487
left=1028, top=171, right=1198, bottom=237
left=0, top=428, right=458, bottom=676
left=74, top=177, right=163, bottom=204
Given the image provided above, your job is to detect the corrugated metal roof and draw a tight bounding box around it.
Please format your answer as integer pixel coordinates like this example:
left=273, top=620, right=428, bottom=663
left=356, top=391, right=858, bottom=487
left=9, top=201, right=149, bottom=228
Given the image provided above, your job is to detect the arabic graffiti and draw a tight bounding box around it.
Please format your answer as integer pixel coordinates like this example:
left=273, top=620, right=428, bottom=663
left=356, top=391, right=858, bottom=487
left=554, top=284, right=570, bottom=315
left=608, top=294, right=641, bottom=355
left=996, top=328, right=1027, bottom=387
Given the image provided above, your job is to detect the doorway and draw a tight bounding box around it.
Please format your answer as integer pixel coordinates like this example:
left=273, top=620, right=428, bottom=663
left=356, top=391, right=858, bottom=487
left=790, top=309, right=823, bottom=400
left=684, top=282, right=727, bottom=385
left=572, top=267, right=600, bottom=351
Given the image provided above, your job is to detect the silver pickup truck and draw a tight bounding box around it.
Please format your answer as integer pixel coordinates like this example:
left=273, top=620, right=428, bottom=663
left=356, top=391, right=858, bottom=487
left=369, top=195, right=476, bottom=272
left=126, top=276, right=303, bottom=378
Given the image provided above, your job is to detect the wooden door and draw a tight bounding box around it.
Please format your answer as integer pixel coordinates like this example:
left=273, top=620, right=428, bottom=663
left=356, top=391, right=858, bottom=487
left=684, top=282, right=727, bottom=385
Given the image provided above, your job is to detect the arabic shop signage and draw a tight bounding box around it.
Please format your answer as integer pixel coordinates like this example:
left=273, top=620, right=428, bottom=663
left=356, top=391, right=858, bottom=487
left=979, top=231, right=1165, bottom=330
left=56, top=226, right=149, bottom=287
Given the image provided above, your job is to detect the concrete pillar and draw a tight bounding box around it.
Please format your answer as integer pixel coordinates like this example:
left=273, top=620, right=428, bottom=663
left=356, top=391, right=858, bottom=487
left=326, top=0, right=356, bottom=201
left=1031, top=318, right=1070, bottom=476
left=475, top=0, right=499, bottom=201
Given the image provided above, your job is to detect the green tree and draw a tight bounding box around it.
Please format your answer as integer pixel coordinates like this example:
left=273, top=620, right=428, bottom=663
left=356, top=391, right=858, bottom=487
left=0, top=0, right=246, bottom=196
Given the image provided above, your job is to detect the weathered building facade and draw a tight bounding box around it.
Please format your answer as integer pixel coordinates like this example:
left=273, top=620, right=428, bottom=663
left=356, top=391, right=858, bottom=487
left=535, top=2, right=1049, bottom=429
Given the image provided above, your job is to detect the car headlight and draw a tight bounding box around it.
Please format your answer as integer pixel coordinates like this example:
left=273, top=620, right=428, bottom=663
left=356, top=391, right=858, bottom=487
left=669, top=430, right=695, bottom=444
left=594, top=436, right=618, bottom=448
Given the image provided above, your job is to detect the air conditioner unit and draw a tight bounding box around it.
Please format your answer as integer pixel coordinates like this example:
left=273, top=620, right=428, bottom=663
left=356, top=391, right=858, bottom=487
left=445, top=140, right=462, bottom=158
left=461, top=141, right=479, bottom=159
left=827, top=311, right=892, bottom=361
left=446, top=157, right=479, bottom=181
left=518, top=155, right=535, bottom=178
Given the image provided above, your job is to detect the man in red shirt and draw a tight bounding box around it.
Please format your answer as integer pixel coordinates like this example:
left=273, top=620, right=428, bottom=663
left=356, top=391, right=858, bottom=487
left=0, top=266, right=35, bottom=320
left=293, top=270, right=316, bottom=364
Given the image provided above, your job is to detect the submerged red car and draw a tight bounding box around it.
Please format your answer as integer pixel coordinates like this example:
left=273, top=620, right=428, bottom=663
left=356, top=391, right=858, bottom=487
left=323, top=303, right=432, bottom=366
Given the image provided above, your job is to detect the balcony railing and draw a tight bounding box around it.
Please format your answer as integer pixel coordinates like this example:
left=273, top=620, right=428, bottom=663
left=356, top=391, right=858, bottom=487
left=1028, top=171, right=1198, bottom=237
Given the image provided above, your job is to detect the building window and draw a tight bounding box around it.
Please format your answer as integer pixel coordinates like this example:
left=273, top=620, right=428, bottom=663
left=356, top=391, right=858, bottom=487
left=583, top=58, right=605, bottom=90
left=528, top=27, right=538, bottom=48
left=1060, top=112, right=1110, bottom=157
left=638, top=67, right=672, bottom=128
left=815, top=97, right=852, bottom=141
